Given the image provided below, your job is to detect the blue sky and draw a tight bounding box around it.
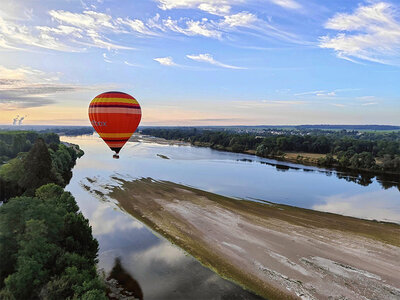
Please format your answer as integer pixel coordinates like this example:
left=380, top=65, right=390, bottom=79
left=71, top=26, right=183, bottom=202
left=0, top=0, right=399, bottom=125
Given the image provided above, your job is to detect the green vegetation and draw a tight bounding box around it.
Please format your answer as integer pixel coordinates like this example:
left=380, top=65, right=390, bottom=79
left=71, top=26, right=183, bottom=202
left=0, top=131, right=60, bottom=163
left=0, top=131, right=106, bottom=299
left=0, top=131, right=84, bottom=201
left=141, top=128, right=400, bottom=174
left=0, top=184, right=106, bottom=299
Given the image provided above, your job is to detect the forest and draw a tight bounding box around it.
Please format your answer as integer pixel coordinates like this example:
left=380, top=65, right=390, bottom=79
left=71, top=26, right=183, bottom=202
left=0, top=131, right=107, bottom=299
left=141, top=128, right=400, bottom=174
left=0, top=132, right=83, bottom=201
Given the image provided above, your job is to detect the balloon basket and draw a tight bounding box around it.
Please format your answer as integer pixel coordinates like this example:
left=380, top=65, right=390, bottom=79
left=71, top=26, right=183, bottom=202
left=113, top=154, right=120, bottom=159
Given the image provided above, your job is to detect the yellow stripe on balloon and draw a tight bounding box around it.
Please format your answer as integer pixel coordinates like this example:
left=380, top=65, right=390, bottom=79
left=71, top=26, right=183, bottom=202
left=93, top=98, right=139, bottom=104
left=99, top=132, right=134, bottom=138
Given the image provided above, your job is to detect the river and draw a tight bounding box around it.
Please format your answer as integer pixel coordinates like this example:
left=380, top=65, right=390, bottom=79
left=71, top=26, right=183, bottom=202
left=63, top=134, right=400, bottom=299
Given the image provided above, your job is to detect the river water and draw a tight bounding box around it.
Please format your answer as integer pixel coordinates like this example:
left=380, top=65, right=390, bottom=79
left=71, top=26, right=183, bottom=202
left=63, top=134, right=400, bottom=299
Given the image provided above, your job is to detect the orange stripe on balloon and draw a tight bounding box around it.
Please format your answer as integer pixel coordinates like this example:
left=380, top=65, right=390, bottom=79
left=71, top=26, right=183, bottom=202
left=98, top=132, right=134, bottom=138
left=89, top=107, right=141, bottom=114
left=92, top=98, right=139, bottom=104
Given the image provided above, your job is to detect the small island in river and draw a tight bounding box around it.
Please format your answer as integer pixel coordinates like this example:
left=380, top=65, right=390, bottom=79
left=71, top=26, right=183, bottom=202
left=87, top=177, right=400, bottom=300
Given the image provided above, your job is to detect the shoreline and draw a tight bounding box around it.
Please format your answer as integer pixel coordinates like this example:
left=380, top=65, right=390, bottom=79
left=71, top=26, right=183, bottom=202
left=90, top=177, right=400, bottom=300
left=193, top=141, right=400, bottom=177
left=133, top=134, right=400, bottom=178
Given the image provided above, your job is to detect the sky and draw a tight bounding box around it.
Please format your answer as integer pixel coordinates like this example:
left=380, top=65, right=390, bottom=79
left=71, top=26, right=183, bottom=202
left=0, top=0, right=399, bottom=126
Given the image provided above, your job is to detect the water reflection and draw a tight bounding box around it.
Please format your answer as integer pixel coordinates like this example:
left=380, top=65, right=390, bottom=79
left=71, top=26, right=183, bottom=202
left=314, top=190, right=400, bottom=223
left=237, top=157, right=400, bottom=190
left=63, top=134, right=400, bottom=298
left=108, top=258, right=143, bottom=300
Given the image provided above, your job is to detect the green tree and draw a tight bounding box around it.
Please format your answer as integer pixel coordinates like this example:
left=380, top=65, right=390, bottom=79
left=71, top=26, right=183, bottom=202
left=18, top=138, right=55, bottom=194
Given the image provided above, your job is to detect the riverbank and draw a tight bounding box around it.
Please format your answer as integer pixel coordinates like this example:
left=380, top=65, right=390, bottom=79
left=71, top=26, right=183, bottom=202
left=138, top=128, right=400, bottom=177
left=90, top=177, right=400, bottom=300
left=192, top=141, right=400, bottom=178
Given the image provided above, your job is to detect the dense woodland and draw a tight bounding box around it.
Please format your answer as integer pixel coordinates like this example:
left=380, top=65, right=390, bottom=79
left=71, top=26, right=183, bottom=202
left=0, top=132, right=84, bottom=201
left=141, top=128, right=400, bottom=174
left=0, top=131, right=107, bottom=299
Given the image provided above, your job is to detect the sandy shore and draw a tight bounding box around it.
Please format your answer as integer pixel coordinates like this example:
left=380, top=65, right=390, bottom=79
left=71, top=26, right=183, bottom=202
left=128, top=134, right=190, bottom=146
left=89, top=178, right=400, bottom=299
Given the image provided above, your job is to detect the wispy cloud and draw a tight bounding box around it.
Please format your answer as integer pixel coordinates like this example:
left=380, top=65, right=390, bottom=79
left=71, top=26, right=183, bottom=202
left=319, top=2, right=400, bottom=65
left=161, top=17, right=222, bottom=38
left=124, top=61, right=141, bottom=67
left=269, top=0, right=302, bottom=10
left=154, top=56, right=177, bottom=66
left=0, top=3, right=307, bottom=53
left=48, top=10, right=135, bottom=50
left=0, top=10, right=138, bottom=51
left=357, top=96, right=376, bottom=101
left=116, top=17, right=158, bottom=36
left=186, top=53, right=246, bottom=69
left=361, top=102, right=378, bottom=106
left=0, top=65, right=90, bottom=110
left=103, top=53, right=112, bottom=63
left=295, top=90, right=336, bottom=97
left=156, top=0, right=236, bottom=16
left=331, top=103, right=346, bottom=107
left=156, top=0, right=302, bottom=15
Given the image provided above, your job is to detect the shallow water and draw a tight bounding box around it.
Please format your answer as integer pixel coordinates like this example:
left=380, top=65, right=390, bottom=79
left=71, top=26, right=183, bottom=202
left=64, top=134, right=400, bottom=299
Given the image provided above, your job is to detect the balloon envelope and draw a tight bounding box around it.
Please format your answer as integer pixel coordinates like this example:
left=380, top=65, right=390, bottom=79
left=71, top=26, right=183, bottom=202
left=88, top=91, right=141, bottom=155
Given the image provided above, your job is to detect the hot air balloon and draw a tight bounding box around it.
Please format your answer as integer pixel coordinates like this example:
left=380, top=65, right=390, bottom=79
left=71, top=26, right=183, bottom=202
left=88, top=91, right=141, bottom=159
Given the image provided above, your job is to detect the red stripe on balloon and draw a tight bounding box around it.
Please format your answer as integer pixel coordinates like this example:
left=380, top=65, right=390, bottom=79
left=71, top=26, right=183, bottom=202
left=96, top=92, right=135, bottom=99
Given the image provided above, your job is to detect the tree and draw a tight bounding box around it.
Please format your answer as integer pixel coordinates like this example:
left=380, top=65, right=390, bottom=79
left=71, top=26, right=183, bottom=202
left=18, top=138, right=55, bottom=194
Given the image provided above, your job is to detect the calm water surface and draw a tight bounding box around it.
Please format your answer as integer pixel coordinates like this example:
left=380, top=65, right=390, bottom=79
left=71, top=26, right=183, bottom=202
left=64, top=134, right=400, bottom=299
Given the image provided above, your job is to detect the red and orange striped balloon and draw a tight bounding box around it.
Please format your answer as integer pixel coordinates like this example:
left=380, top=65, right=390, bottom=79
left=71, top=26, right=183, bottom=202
left=88, top=91, right=141, bottom=158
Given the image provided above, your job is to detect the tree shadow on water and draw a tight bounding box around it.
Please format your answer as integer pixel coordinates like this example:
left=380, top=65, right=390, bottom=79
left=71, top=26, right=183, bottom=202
left=107, top=257, right=144, bottom=300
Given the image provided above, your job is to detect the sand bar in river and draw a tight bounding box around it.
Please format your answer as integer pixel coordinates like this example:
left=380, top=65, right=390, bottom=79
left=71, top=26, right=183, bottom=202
left=88, top=177, right=400, bottom=299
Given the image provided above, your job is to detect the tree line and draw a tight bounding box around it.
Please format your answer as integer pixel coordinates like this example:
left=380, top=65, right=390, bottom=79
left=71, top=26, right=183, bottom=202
left=0, top=133, right=83, bottom=202
left=0, top=131, right=60, bottom=163
left=0, top=131, right=107, bottom=299
left=141, top=128, right=400, bottom=174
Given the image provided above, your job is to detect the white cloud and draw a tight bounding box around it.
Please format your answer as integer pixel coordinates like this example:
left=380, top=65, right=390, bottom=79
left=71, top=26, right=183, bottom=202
left=154, top=56, right=177, bottom=66
left=0, top=16, right=75, bottom=51
left=162, top=17, right=221, bottom=38
left=156, top=0, right=301, bottom=14
left=102, top=52, right=112, bottom=63
left=0, top=4, right=305, bottom=53
left=319, top=2, right=400, bottom=65
left=48, top=10, right=116, bottom=30
left=124, top=61, right=141, bottom=67
left=48, top=10, right=134, bottom=50
left=295, top=90, right=336, bottom=97
left=269, top=0, right=301, bottom=10
left=116, top=17, right=157, bottom=36
left=186, top=53, right=246, bottom=69
left=316, top=91, right=336, bottom=97
left=220, top=12, right=257, bottom=27
left=156, top=0, right=239, bottom=15
left=0, top=10, right=138, bottom=51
